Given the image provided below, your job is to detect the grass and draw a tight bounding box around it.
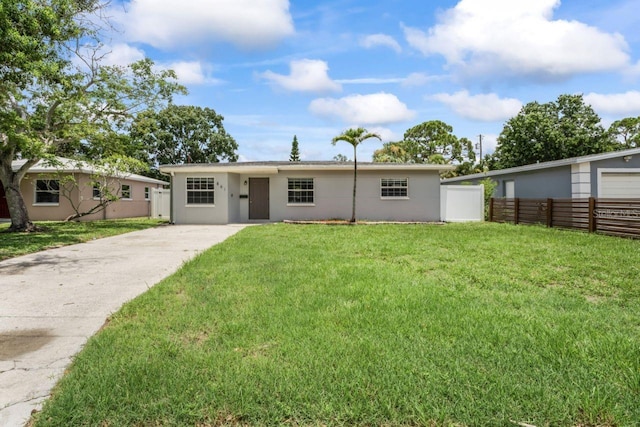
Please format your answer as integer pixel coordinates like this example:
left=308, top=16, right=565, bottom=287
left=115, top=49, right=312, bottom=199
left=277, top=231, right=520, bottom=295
left=0, top=218, right=167, bottom=260
left=33, top=223, right=640, bottom=426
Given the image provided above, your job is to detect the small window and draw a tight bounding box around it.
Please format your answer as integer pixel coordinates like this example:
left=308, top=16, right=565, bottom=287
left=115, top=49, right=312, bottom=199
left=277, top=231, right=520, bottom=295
left=35, top=180, right=60, bottom=204
left=288, top=178, right=314, bottom=204
left=144, top=187, right=150, bottom=200
left=187, top=177, right=215, bottom=205
left=121, top=184, right=131, bottom=199
left=381, top=178, right=408, bottom=198
left=505, top=180, right=515, bottom=198
left=92, top=184, right=101, bottom=199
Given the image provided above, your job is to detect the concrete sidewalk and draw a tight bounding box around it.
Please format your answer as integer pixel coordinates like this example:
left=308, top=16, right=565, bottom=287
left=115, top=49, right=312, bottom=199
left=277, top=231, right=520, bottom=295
left=0, top=224, right=248, bottom=427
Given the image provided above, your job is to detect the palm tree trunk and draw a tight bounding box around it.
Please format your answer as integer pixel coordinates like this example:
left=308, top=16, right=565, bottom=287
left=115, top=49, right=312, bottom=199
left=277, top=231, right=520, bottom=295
left=351, top=145, right=357, bottom=223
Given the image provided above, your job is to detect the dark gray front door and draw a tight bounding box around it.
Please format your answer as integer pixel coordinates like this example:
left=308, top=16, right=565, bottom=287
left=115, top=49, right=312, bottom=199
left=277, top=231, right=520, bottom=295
left=249, top=178, right=269, bottom=220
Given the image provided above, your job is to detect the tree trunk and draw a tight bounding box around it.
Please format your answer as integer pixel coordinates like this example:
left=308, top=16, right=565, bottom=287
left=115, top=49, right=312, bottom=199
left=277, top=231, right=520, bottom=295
left=0, top=160, right=37, bottom=232
left=351, top=146, right=357, bottom=223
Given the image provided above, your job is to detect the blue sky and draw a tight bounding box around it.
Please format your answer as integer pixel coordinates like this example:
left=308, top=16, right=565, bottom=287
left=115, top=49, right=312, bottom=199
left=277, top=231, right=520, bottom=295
left=104, top=0, right=640, bottom=162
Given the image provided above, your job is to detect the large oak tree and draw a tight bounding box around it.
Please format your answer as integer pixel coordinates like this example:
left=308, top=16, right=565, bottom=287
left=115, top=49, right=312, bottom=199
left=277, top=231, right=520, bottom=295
left=129, top=105, right=238, bottom=178
left=493, top=94, right=614, bottom=169
left=0, top=0, right=185, bottom=232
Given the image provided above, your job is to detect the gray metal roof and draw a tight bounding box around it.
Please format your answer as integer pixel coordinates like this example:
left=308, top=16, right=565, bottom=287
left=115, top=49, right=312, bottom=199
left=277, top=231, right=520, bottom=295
left=442, top=147, right=640, bottom=183
left=12, top=157, right=168, bottom=185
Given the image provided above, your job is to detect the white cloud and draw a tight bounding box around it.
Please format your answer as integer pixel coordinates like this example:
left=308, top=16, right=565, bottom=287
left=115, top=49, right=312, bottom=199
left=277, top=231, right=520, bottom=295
left=116, top=0, right=294, bottom=49
left=401, top=72, right=444, bottom=87
left=367, top=126, right=397, bottom=142
left=102, top=43, right=146, bottom=66
left=403, top=0, right=630, bottom=79
left=430, top=91, right=522, bottom=122
left=309, top=92, right=416, bottom=125
left=166, top=61, right=222, bottom=85
left=360, top=34, right=402, bottom=53
left=260, top=59, right=341, bottom=93
left=584, top=91, right=640, bottom=115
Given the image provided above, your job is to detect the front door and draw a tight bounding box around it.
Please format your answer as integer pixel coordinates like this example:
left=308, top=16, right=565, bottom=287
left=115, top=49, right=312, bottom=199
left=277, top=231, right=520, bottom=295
left=249, top=178, right=269, bottom=220
left=0, top=182, right=9, bottom=219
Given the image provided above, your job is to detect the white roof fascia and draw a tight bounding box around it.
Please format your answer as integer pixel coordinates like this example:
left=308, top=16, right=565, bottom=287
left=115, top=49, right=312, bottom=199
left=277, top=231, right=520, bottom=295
left=277, top=163, right=453, bottom=172
left=159, top=163, right=454, bottom=174
left=159, top=165, right=280, bottom=175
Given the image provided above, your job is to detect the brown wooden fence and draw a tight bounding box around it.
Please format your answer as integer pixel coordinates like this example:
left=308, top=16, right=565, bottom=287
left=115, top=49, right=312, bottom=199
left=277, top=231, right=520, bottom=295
left=489, top=197, right=640, bottom=239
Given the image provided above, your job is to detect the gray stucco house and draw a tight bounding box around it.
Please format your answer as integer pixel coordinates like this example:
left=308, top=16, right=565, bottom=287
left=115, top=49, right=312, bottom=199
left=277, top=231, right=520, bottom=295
left=159, top=161, right=453, bottom=224
left=442, top=148, right=640, bottom=199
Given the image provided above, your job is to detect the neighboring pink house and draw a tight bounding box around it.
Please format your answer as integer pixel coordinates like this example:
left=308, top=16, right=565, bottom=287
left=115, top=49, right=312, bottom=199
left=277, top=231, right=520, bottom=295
left=0, top=158, right=167, bottom=222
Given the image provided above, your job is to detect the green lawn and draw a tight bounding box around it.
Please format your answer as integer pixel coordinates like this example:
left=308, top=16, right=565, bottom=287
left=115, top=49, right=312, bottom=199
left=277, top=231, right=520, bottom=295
left=0, top=218, right=167, bottom=260
left=33, top=223, right=640, bottom=426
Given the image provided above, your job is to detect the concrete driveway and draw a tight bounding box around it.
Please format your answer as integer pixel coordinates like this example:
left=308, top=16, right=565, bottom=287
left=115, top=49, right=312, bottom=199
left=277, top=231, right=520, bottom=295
left=0, top=224, right=248, bottom=427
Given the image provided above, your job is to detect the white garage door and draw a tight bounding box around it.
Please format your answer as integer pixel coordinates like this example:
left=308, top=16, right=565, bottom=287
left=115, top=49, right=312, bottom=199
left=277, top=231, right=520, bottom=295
left=599, top=172, right=640, bottom=198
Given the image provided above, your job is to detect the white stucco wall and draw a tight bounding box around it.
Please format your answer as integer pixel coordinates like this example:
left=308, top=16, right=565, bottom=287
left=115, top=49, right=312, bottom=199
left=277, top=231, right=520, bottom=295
left=171, top=172, right=230, bottom=224
left=170, top=168, right=442, bottom=224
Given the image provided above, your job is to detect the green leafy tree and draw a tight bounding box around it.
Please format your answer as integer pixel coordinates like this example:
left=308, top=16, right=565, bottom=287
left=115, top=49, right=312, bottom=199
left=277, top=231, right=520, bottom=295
left=494, top=94, right=614, bottom=169
left=331, top=127, right=381, bottom=223
left=608, top=117, right=640, bottom=149
left=373, top=121, right=475, bottom=168
left=289, top=135, right=300, bottom=161
left=48, top=156, right=149, bottom=221
left=402, top=120, right=476, bottom=165
left=479, top=177, right=498, bottom=220
left=372, top=141, right=411, bottom=163
left=129, top=105, right=238, bottom=177
left=333, top=154, right=349, bottom=162
left=0, top=0, right=185, bottom=232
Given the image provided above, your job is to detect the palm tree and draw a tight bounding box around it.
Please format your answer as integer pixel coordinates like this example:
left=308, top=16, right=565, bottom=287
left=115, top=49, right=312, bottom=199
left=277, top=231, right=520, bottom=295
left=331, top=127, right=381, bottom=223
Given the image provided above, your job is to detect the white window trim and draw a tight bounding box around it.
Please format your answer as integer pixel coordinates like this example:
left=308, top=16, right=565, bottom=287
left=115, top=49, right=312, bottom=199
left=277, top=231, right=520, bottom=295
left=185, top=177, right=216, bottom=207
left=380, top=178, right=409, bottom=200
left=121, top=184, right=132, bottom=201
left=33, top=179, right=60, bottom=206
left=144, top=187, right=150, bottom=201
left=287, top=177, right=315, bottom=206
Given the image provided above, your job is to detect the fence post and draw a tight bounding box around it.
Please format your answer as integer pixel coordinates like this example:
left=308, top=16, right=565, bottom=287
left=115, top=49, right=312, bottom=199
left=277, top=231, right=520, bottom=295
left=546, top=198, right=553, bottom=228
left=514, top=198, right=520, bottom=224
left=588, top=197, right=596, bottom=233
left=489, top=197, right=494, bottom=222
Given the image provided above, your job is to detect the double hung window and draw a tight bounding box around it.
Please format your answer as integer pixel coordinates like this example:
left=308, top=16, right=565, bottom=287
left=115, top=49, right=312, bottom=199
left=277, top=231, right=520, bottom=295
left=35, top=180, right=60, bottom=204
left=288, top=178, right=314, bottom=204
left=380, top=178, right=408, bottom=198
left=187, top=177, right=215, bottom=204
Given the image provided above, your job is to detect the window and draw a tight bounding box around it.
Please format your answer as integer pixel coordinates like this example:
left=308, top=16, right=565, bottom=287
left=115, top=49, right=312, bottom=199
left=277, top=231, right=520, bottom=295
left=35, top=180, right=60, bottom=204
left=187, top=177, right=215, bottom=204
left=144, top=187, right=150, bottom=200
left=121, top=184, right=131, bottom=199
left=505, top=180, right=515, bottom=198
left=381, top=178, right=408, bottom=198
left=288, top=178, right=314, bottom=204
left=92, top=184, right=101, bottom=199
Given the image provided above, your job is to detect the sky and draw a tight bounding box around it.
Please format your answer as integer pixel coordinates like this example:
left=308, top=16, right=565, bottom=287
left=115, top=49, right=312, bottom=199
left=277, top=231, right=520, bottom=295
left=103, top=0, right=640, bottom=162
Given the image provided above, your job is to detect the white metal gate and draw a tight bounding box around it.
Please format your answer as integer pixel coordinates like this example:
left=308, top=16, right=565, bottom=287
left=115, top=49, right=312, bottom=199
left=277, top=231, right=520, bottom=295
left=151, top=188, right=171, bottom=219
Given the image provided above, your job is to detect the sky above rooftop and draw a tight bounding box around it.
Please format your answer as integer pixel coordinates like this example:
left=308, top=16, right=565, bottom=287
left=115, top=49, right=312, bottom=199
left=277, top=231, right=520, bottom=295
left=104, top=0, right=640, bottom=161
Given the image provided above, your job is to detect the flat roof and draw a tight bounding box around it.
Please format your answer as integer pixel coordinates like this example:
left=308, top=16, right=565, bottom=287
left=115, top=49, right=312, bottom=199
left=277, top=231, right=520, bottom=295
left=159, top=161, right=454, bottom=175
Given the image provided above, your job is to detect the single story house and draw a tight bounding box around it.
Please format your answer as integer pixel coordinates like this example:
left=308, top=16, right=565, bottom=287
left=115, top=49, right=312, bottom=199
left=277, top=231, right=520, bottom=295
left=159, top=161, right=453, bottom=224
left=0, top=157, right=167, bottom=221
left=442, top=147, right=640, bottom=199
